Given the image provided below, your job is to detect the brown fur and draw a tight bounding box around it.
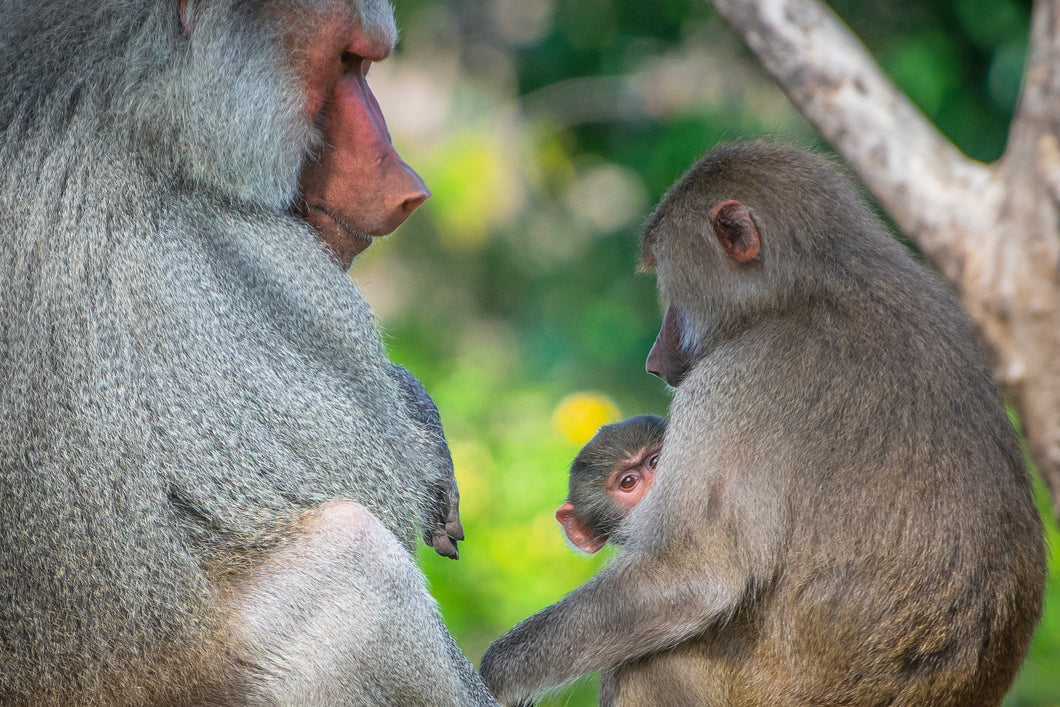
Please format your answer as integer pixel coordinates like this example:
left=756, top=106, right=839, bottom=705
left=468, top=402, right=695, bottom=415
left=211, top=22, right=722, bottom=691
left=481, top=141, right=1045, bottom=706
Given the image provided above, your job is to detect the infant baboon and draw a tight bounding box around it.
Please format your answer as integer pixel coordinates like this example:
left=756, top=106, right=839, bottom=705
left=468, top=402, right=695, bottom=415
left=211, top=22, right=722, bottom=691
left=555, top=416, right=666, bottom=554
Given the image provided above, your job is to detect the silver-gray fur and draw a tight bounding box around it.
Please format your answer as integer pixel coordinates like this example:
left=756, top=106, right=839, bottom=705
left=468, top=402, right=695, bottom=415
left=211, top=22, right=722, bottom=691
left=0, top=0, right=494, bottom=703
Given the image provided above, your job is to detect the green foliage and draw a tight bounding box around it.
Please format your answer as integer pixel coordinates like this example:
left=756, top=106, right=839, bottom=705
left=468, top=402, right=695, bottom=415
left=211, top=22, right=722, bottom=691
left=371, top=0, right=1058, bottom=703
left=829, top=0, right=1031, bottom=160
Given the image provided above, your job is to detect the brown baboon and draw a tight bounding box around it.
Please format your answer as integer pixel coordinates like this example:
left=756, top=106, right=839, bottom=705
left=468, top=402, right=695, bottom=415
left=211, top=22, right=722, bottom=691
left=480, top=141, right=1045, bottom=707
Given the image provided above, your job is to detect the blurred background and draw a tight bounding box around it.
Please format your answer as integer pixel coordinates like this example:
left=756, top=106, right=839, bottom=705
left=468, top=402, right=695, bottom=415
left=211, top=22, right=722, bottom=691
left=357, top=0, right=1058, bottom=703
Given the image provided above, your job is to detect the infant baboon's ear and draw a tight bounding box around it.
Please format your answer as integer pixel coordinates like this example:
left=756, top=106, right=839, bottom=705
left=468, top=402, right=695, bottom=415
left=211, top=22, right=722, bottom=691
left=556, top=503, right=606, bottom=554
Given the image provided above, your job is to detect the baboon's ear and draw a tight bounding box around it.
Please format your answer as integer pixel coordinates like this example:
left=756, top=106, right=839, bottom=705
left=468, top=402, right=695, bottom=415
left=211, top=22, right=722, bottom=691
left=710, top=200, right=761, bottom=263
left=556, top=503, right=606, bottom=554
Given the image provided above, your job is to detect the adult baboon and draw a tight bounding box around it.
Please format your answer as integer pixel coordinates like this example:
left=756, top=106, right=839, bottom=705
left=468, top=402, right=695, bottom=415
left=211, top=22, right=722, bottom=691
left=0, top=1, right=493, bottom=704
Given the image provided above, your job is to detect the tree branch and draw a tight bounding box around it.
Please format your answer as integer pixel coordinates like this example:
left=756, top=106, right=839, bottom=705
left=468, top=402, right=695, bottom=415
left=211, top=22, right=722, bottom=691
left=705, top=0, right=1060, bottom=513
left=704, top=0, right=995, bottom=276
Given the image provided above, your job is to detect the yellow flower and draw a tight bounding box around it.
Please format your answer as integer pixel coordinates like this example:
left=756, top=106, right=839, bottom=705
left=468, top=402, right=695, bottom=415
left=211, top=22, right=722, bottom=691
left=552, top=392, right=621, bottom=446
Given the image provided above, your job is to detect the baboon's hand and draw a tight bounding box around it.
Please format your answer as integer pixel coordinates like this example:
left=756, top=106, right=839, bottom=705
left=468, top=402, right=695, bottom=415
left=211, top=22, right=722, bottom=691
left=390, top=365, right=465, bottom=559
left=424, top=470, right=464, bottom=559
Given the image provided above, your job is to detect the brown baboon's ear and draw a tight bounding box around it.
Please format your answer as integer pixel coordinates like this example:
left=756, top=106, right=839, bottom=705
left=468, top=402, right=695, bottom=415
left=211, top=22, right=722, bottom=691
left=710, top=200, right=761, bottom=263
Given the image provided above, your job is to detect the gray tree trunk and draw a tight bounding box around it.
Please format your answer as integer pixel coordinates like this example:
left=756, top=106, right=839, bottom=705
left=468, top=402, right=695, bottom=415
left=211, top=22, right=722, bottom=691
left=707, top=0, right=1060, bottom=514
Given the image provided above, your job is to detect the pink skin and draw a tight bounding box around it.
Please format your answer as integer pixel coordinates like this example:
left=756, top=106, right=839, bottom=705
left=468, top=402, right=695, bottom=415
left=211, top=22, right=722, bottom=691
left=182, top=0, right=430, bottom=269
left=555, top=446, right=660, bottom=554
left=293, top=6, right=430, bottom=268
